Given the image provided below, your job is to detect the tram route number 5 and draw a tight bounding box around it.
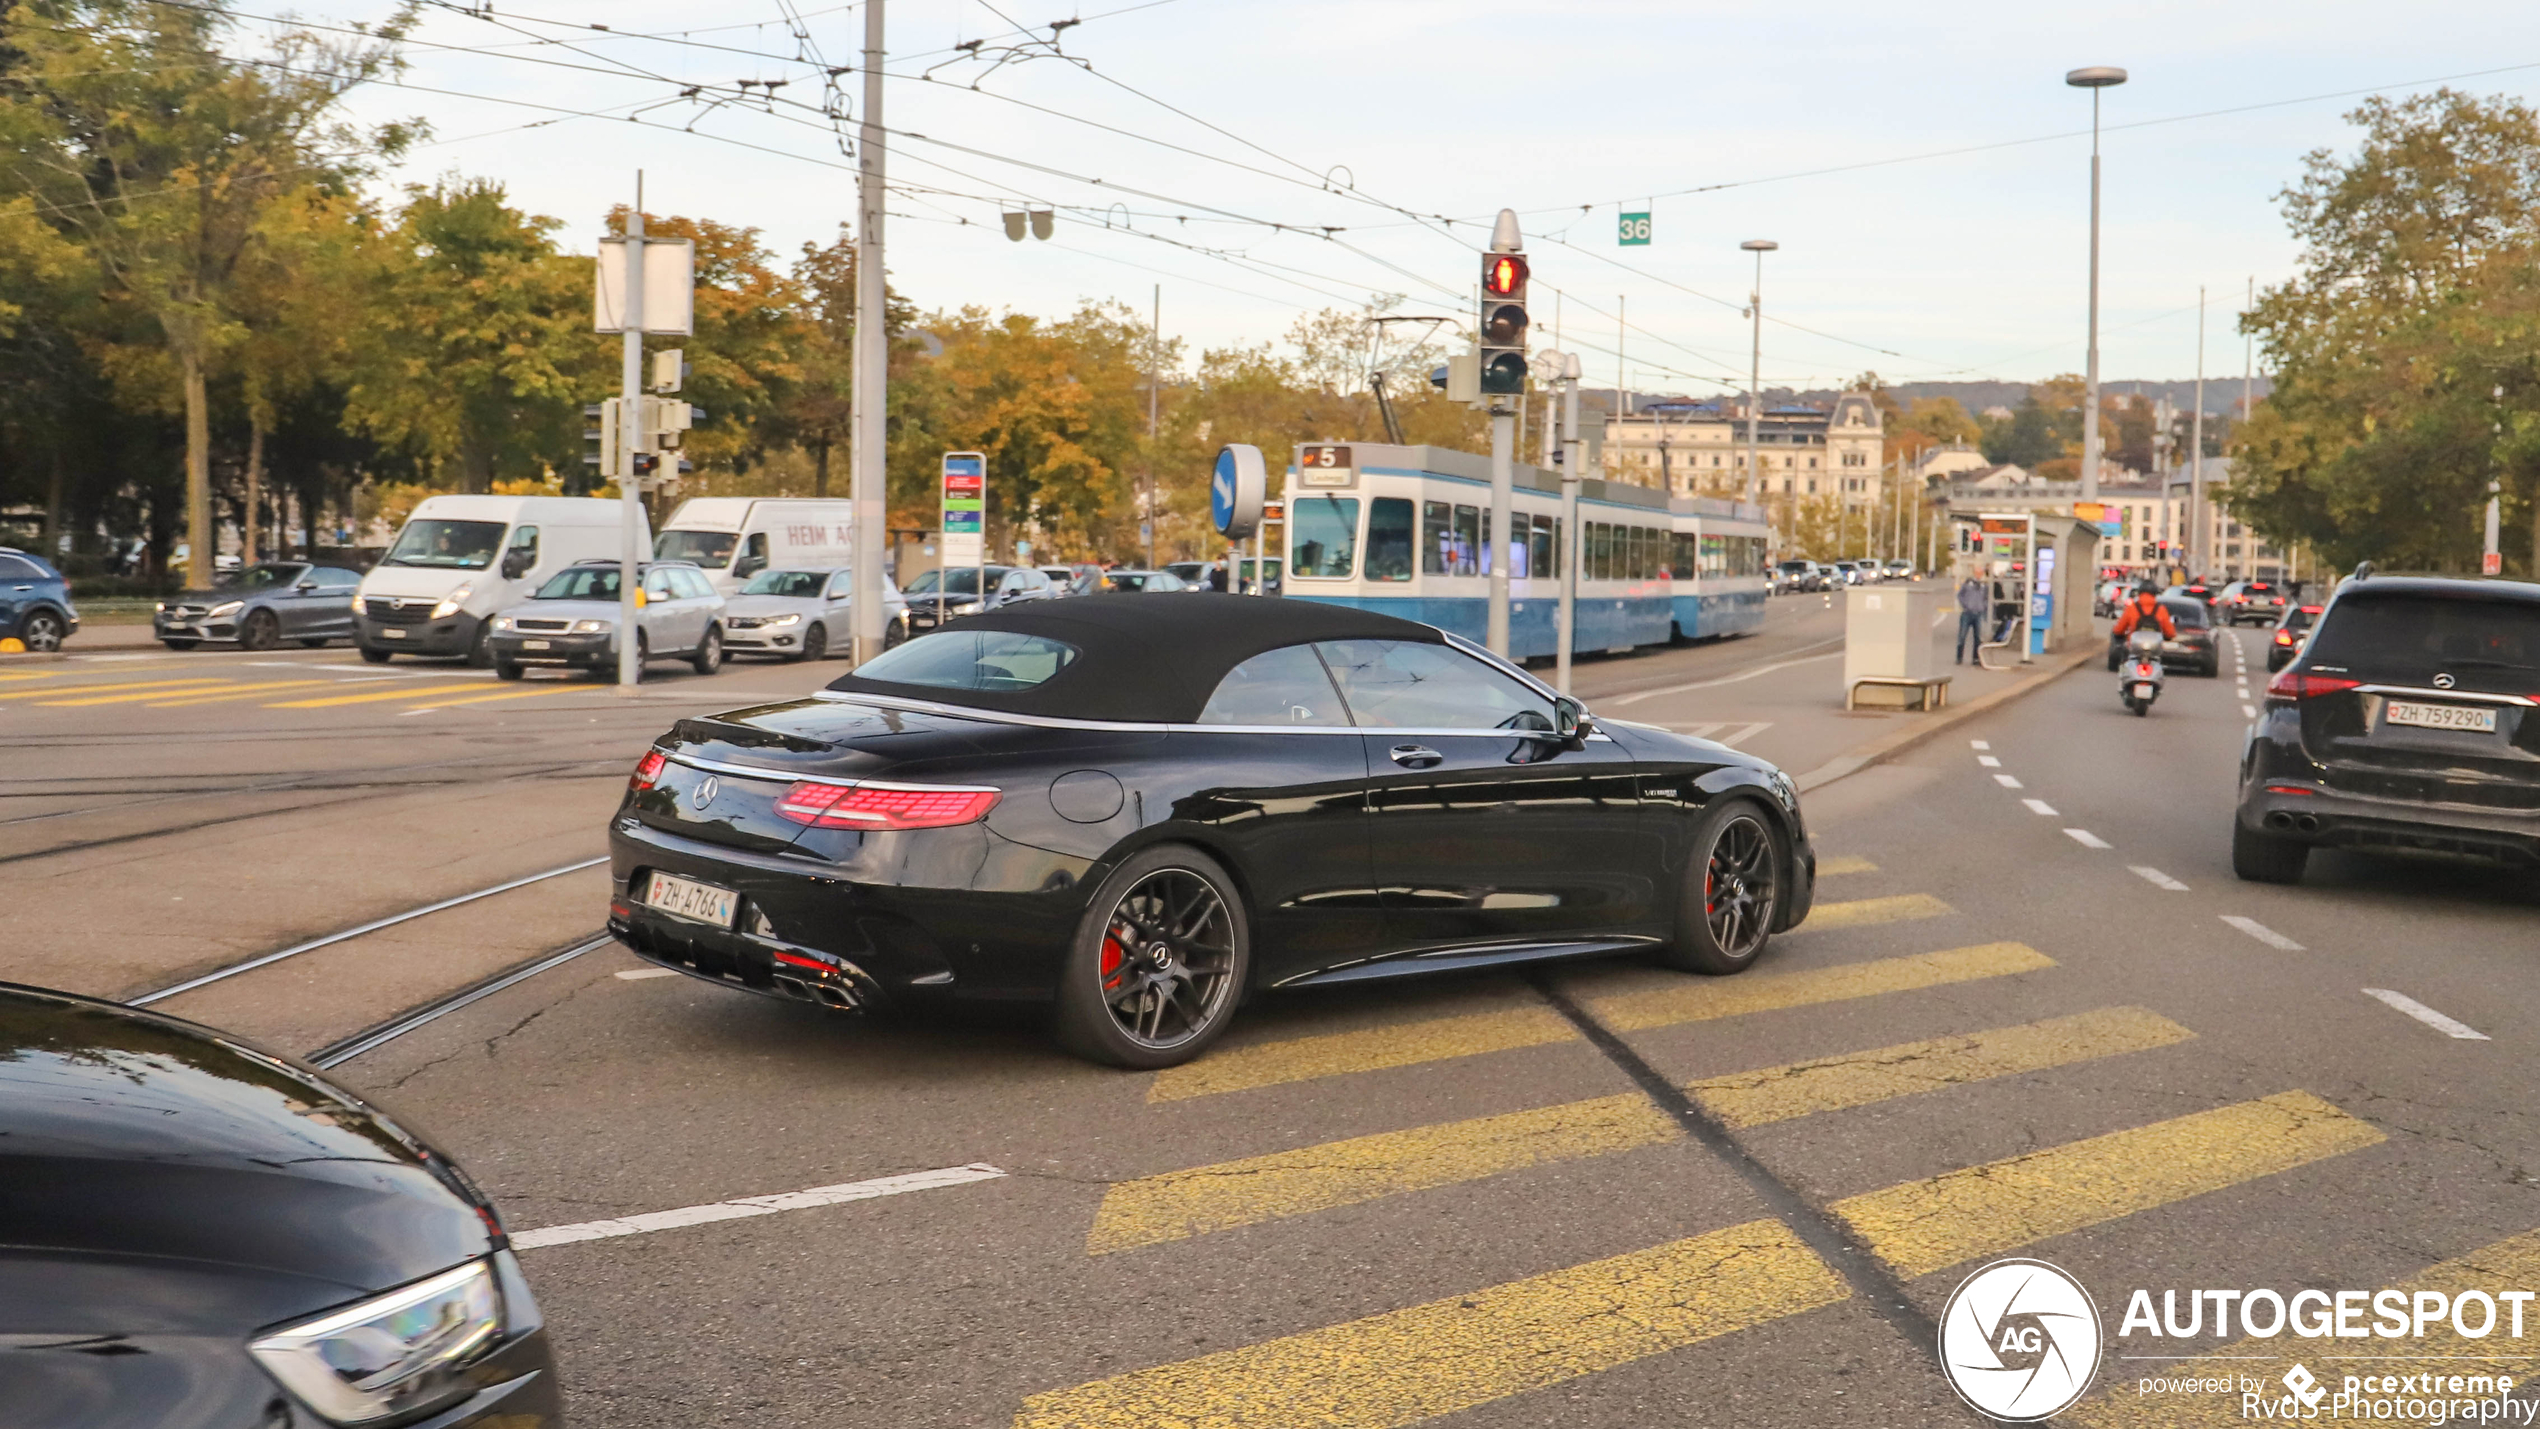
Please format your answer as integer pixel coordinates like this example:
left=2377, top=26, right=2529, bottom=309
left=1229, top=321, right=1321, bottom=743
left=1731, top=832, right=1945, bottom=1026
left=1619, top=211, right=1652, bottom=247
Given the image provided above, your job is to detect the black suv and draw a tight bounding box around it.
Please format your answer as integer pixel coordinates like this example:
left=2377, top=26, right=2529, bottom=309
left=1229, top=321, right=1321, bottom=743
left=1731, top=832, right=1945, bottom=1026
left=2233, top=572, right=2540, bottom=882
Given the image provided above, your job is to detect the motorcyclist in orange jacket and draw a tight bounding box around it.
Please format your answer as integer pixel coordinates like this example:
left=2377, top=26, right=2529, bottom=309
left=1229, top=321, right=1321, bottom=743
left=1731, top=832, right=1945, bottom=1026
left=2111, top=584, right=2178, bottom=642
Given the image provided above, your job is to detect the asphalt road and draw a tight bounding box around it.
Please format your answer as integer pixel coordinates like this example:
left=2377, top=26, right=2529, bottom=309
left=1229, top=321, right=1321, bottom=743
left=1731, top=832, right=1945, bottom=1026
left=12, top=606, right=2538, bottom=1426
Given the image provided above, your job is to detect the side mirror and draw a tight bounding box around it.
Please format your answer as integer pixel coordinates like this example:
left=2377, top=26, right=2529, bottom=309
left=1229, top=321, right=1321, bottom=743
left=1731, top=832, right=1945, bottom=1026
left=294, top=580, right=317, bottom=593
left=1554, top=696, right=1592, bottom=746
left=501, top=551, right=532, bottom=580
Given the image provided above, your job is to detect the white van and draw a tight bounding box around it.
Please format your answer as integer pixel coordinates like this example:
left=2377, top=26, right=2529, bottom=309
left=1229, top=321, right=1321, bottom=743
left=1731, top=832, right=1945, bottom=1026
left=654, top=498, right=857, bottom=597
left=354, top=495, right=647, bottom=666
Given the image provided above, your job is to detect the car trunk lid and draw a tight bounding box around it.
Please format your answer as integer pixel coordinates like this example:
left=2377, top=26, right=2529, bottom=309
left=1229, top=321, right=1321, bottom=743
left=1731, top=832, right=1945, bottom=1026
left=628, top=697, right=994, bottom=853
left=2287, top=593, right=2540, bottom=805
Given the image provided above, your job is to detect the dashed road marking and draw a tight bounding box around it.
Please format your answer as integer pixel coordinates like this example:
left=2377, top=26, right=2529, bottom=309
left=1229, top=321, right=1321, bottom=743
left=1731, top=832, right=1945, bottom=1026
left=2219, top=916, right=2303, bottom=951
left=2241, top=703, right=2258, bottom=718
left=511, top=1163, right=1006, bottom=1250
left=614, top=967, right=681, bottom=980
left=1814, top=854, right=1877, bottom=875
left=1714, top=720, right=1774, bottom=747
left=2129, top=866, right=2189, bottom=892
left=1970, top=739, right=1990, bottom=750
left=1977, top=755, right=2002, bottom=767
left=2023, top=798, right=2060, bottom=816
left=1021, top=1219, right=1849, bottom=1429
left=2064, top=828, right=2112, bottom=849
left=1994, top=773, right=2024, bottom=788
left=2362, top=988, right=2489, bottom=1041
left=1832, top=1090, right=2383, bottom=1279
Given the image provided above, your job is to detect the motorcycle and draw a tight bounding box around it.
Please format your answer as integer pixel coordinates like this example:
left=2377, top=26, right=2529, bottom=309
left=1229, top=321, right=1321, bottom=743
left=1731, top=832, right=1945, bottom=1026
left=2118, top=629, right=2165, bottom=716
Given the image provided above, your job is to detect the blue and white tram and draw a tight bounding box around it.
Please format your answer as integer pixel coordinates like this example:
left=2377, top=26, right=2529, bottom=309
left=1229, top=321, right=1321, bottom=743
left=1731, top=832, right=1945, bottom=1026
left=1279, top=442, right=1767, bottom=659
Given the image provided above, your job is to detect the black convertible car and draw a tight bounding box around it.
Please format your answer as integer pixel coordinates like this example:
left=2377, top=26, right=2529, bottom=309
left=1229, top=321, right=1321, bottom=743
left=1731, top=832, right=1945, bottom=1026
left=606, top=595, right=1817, bottom=1067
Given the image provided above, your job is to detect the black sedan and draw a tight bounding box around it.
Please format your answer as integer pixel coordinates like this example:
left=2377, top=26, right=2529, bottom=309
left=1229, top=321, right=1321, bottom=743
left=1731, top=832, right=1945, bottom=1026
left=0, top=982, right=560, bottom=1427
left=2234, top=572, right=2540, bottom=883
left=606, top=595, right=1817, bottom=1067
left=2107, top=595, right=2220, bottom=677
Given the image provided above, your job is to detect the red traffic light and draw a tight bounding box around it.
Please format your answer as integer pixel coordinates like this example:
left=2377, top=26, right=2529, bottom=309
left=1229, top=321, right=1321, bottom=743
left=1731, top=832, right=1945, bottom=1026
left=1482, top=253, right=1528, bottom=297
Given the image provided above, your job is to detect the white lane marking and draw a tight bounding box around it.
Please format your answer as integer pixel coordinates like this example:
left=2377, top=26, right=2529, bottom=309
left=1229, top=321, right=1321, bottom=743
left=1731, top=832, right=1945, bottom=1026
left=1667, top=721, right=1727, bottom=739
left=1993, top=773, right=2023, bottom=788
left=1977, top=755, right=2002, bottom=767
left=2362, top=988, right=2490, bottom=1041
left=2022, top=798, right=2059, bottom=816
left=1970, top=739, right=1991, bottom=750
left=2129, top=865, right=2190, bottom=891
left=2220, top=915, right=2304, bottom=950
left=2242, top=704, right=2259, bottom=718
left=1715, top=721, right=1775, bottom=747
left=510, top=1163, right=1008, bottom=1250
left=615, top=967, right=680, bottom=980
left=1606, top=647, right=1844, bottom=705
left=2064, top=828, right=2112, bottom=848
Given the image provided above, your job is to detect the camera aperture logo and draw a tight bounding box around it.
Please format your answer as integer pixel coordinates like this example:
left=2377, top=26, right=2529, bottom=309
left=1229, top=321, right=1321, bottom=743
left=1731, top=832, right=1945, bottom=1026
left=1942, top=1258, right=2104, bottom=1421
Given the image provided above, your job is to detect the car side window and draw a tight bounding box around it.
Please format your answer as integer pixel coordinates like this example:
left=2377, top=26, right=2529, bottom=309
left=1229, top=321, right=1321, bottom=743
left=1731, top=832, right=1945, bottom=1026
left=1314, top=639, right=1555, bottom=731
left=825, top=571, right=854, bottom=599
left=680, top=569, right=716, bottom=600
left=1197, top=644, right=1349, bottom=726
left=314, top=568, right=359, bottom=589
left=0, top=554, right=43, bottom=580
left=643, top=570, right=676, bottom=600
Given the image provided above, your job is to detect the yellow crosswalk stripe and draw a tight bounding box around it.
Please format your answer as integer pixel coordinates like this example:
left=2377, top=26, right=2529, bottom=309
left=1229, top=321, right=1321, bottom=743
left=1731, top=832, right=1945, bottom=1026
left=1833, top=1090, right=2384, bottom=1279
left=1814, top=854, right=1878, bottom=876
left=1096, top=1006, right=2187, bottom=1255
left=7, top=677, right=229, bottom=701
left=2066, top=1226, right=2540, bottom=1427
left=1090, top=1093, right=1679, bottom=1255
left=268, top=681, right=490, bottom=708
left=1149, top=941, right=2056, bottom=1102
left=1802, top=891, right=1951, bottom=932
left=1017, top=1218, right=1847, bottom=1429
left=145, top=679, right=341, bottom=706
left=0, top=669, right=61, bottom=680
left=1691, top=1005, right=2193, bottom=1130
left=1146, top=1004, right=1576, bottom=1103
left=1592, top=940, right=2052, bottom=1034
left=36, top=680, right=240, bottom=705
left=404, top=683, right=595, bottom=708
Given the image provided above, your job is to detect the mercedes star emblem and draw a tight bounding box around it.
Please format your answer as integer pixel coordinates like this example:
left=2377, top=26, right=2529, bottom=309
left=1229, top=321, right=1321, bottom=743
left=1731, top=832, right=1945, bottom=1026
left=691, top=775, right=720, bottom=808
left=2434, top=673, right=2456, bottom=689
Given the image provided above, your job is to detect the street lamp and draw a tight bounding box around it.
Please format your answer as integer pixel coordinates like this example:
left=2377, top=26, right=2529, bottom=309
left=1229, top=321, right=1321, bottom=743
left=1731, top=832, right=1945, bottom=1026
left=1741, top=239, right=1776, bottom=515
left=2066, top=65, right=2126, bottom=505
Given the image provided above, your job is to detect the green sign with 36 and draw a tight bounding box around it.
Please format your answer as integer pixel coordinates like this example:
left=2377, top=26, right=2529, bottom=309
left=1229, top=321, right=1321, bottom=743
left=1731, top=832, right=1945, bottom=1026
left=1618, top=211, right=1652, bottom=246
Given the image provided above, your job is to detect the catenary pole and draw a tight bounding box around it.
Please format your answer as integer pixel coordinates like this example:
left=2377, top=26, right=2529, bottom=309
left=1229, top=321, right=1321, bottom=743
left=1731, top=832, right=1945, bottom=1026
left=850, top=0, right=889, bottom=665
left=2066, top=67, right=2127, bottom=504
left=1559, top=353, right=1582, bottom=695
left=2191, top=287, right=2207, bottom=580
left=616, top=174, right=645, bottom=691
left=1146, top=284, right=1159, bottom=571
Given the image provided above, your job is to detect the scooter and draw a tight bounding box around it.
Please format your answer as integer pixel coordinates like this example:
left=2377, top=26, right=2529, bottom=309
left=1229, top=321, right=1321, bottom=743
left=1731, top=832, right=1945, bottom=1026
left=2118, top=629, right=2165, bottom=716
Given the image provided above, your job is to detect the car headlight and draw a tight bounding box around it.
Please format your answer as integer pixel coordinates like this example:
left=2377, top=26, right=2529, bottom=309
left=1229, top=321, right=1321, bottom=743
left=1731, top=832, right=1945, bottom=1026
left=154, top=601, right=167, bottom=614
left=431, top=585, right=471, bottom=620
left=763, top=612, right=802, bottom=627
left=248, top=1259, right=503, bottom=1425
left=207, top=600, right=244, bottom=618
left=489, top=616, right=515, bottom=632
left=572, top=619, right=608, bottom=634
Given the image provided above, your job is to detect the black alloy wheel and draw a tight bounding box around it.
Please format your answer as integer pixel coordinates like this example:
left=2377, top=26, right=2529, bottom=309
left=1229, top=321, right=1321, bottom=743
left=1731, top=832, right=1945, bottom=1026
left=494, top=659, right=524, bottom=681
left=883, top=616, right=907, bottom=650
left=1055, top=846, right=1249, bottom=1069
left=1662, top=800, right=1783, bottom=975
left=239, top=609, right=281, bottom=651
left=691, top=625, right=723, bottom=675
left=796, top=621, right=828, bottom=662
left=2231, top=821, right=2309, bottom=884
left=359, top=643, right=392, bottom=664
left=20, top=610, right=64, bottom=651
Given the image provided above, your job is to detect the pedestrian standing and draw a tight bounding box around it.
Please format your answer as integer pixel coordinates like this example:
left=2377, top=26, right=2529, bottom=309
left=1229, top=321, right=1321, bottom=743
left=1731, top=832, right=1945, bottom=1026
left=1208, top=559, right=1229, bottom=593
left=1955, top=575, right=1986, bottom=664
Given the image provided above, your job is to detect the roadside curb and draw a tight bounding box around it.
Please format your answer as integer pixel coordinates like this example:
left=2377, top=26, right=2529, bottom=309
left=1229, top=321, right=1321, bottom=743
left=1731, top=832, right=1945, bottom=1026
left=1792, top=643, right=2100, bottom=794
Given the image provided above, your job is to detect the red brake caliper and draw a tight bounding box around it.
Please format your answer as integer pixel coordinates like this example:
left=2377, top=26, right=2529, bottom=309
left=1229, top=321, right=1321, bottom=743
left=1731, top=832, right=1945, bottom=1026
left=1100, top=932, right=1126, bottom=991
left=1705, top=862, right=1720, bottom=916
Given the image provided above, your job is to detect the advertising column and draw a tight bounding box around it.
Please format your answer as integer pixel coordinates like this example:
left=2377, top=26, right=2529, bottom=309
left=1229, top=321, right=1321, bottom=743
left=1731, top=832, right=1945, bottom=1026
left=941, top=451, right=985, bottom=625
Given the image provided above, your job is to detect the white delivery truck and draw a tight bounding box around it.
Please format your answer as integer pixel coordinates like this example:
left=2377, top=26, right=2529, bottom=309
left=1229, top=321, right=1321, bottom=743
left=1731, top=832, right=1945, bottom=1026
left=354, top=494, right=647, bottom=666
left=654, top=498, right=858, bottom=597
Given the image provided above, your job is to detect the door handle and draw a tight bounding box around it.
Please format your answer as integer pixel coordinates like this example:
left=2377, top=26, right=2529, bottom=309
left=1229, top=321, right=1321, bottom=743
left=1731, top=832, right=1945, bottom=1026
left=1388, top=745, right=1444, bottom=769
left=9, top=585, right=29, bottom=592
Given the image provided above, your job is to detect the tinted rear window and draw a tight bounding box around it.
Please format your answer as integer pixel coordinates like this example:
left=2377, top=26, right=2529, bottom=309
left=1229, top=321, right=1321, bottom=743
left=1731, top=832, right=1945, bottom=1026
left=2304, top=593, right=2540, bottom=683
left=2161, top=600, right=2209, bottom=629
left=853, top=629, right=1079, bottom=691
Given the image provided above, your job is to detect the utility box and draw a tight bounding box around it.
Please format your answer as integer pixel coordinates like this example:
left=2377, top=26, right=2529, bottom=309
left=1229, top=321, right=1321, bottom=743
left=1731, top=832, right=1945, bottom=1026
left=1844, top=585, right=1947, bottom=709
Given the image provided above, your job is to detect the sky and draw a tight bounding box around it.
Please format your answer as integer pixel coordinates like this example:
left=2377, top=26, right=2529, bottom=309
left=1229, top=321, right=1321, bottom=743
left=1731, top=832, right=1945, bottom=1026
left=292, top=0, right=2540, bottom=403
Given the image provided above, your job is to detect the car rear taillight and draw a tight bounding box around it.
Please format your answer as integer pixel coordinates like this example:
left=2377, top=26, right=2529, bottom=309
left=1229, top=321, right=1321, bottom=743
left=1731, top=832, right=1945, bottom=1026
left=2267, top=670, right=2362, bottom=701
left=2273, top=629, right=2295, bottom=645
left=774, top=781, right=1001, bottom=830
left=631, top=749, right=668, bottom=791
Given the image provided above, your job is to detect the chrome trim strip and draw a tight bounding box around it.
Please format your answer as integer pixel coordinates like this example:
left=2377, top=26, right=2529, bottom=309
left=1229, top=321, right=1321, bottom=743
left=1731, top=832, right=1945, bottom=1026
left=2356, top=684, right=2536, bottom=708
left=802, top=689, right=1612, bottom=739
left=663, top=750, right=1001, bottom=793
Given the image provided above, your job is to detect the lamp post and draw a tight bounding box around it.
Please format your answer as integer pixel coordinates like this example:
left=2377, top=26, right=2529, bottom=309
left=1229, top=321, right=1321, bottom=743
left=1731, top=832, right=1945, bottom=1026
left=1740, top=239, right=1776, bottom=517
left=2066, top=65, right=2126, bottom=505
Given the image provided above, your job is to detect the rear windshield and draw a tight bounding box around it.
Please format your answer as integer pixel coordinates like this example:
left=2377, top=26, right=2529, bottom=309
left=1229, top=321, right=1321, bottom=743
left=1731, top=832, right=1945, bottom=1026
left=2161, top=599, right=2209, bottom=629
left=2304, top=593, right=2540, bottom=681
left=2285, top=607, right=2319, bottom=631
left=852, top=629, right=1079, bottom=692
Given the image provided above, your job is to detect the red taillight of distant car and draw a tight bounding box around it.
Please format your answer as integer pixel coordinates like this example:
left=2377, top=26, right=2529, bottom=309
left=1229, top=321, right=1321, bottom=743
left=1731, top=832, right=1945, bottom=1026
left=2267, top=669, right=2362, bottom=701
left=774, top=780, right=1001, bottom=830
left=2274, top=629, right=2296, bottom=645
left=630, top=749, right=667, bottom=791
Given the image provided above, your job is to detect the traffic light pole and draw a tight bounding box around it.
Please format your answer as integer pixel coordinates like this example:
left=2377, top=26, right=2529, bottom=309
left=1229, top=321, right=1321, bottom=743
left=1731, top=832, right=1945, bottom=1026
left=616, top=185, right=646, bottom=692
left=1558, top=357, right=1582, bottom=695
left=1487, top=405, right=1513, bottom=656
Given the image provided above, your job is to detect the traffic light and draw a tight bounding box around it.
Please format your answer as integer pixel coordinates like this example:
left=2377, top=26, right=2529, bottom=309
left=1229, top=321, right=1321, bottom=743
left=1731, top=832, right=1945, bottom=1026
left=1478, top=251, right=1528, bottom=395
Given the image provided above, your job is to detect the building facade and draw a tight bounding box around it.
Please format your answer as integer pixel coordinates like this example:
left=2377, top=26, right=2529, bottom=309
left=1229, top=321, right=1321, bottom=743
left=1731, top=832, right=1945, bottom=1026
left=1601, top=393, right=1886, bottom=503
left=1934, top=456, right=2288, bottom=582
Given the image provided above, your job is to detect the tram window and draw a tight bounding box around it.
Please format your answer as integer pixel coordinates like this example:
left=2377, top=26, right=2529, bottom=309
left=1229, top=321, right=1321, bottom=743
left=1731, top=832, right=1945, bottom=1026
left=1421, top=500, right=1451, bottom=575
left=1672, top=532, right=1695, bottom=579
left=1366, top=498, right=1415, bottom=582
left=1453, top=505, right=1480, bottom=577
left=1479, top=509, right=1493, bottom=576
left=1586, top=522, right=1608, bottom=581
left=1630, top=526, right=1652, bottom=580
left=1289, top=496, right=1359, bottom=579
left=1530, top=515, right=1554, bottom=581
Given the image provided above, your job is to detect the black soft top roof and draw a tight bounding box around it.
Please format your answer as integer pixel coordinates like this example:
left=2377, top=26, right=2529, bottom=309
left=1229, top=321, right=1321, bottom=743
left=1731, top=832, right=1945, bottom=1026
left=825, top=593, right=1443, bottom=722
